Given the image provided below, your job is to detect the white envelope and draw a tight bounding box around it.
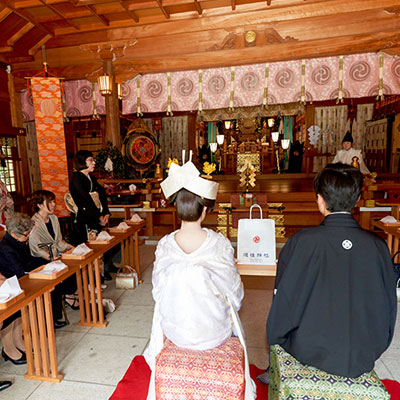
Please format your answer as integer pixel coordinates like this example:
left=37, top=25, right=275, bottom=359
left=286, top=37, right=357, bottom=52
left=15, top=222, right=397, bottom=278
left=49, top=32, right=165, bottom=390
left=96, top=231, right=112, bottom=241
left=39, top=260, right=67, bottom=274
left=117, top=222, right=129, bottom=230
left=72, top=243, right=92, bottom=256
left=0, top=276, right=22, bottom=303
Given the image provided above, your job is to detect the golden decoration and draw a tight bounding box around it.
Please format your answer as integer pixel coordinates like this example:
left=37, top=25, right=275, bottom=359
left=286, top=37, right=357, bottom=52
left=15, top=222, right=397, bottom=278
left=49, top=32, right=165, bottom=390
left=245, top=30, right=256, bottom=43
left=270, top=214, right=285, bottom=226
left=275, top=227, right=286, bottom=238
left=203, top=162, right=216, bottom=175
left=351, top=156, right=360, bottom=169
left=167, top=157, right=179, bottom=168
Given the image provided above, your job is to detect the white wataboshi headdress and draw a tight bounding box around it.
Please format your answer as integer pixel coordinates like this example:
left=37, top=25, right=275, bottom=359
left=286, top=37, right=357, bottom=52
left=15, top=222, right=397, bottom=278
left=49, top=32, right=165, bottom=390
left=160, top=150, right=219, bottom=200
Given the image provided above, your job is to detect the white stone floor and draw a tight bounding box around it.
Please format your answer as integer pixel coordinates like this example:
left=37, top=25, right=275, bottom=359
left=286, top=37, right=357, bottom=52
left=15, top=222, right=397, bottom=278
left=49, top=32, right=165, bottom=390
left=0, top=244, right=399, bottom=400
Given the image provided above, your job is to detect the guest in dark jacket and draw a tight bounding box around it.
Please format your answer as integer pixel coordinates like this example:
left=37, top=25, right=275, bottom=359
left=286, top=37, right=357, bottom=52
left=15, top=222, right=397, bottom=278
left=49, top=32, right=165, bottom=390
left=0, top=214, right=40, bottom=365
left=0, top=213, right=68, bottom=334
left=69, top=150, right=110, bottom=244
left=69, top=150, right=117, bottom=280
left=0, top=213, right=39, bottom=279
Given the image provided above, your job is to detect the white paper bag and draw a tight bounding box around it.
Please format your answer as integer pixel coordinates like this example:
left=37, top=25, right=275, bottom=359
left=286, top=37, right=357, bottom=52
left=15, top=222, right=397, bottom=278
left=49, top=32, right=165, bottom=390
left=237, top=204, right=276, bottom=265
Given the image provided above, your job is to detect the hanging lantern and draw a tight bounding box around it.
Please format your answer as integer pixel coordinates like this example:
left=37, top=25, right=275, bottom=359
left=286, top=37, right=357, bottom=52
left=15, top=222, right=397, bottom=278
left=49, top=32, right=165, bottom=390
left=268, top=118, right=275, bottom=128
left=281, top=139, right=290, bottom=150
left=97, top=75, right=112, bottom=95
left=224, top=120, right=231, bottom=130
left=216, top=134, right=225, bottom=145
left=209, top=142, right=218, bottom=153
left=271, top=131, right=279, bottom=143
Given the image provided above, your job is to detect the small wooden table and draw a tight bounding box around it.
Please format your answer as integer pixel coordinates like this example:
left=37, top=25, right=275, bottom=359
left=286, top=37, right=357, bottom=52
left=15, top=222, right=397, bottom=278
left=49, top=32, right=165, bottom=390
left=236, top=262, right=277, bottom=276
left=0, top=222, right=145, bottom=383
left=0, top=267, right=79, bottom=383
left=372, top=220, right=400, bottom=261
left=108, top=203, right=142, bottom=220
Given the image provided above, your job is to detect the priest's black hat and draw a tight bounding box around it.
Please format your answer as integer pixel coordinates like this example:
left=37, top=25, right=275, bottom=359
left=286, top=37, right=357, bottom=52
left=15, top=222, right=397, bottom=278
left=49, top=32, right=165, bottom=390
left=342, top=131, right=353, bottom=143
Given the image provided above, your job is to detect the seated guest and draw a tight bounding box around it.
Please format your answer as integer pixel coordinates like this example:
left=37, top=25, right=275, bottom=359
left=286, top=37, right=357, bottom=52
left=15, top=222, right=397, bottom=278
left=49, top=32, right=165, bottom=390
left=0, top=213, right=68, bottom=329
left=29, top=190, right=74, bottom=259
left=0, top=215, right=40, bottom=364
left=69, top=150, right=115, bottom=280
left=332, top=131, right=370, bottom=174
left=144, top=160, right=255, bottom=400
left=28, top=190, right=78, bottom=311
left=0, top=272, right=26, bottom=367
left=267, top=163, right=397, bottom=398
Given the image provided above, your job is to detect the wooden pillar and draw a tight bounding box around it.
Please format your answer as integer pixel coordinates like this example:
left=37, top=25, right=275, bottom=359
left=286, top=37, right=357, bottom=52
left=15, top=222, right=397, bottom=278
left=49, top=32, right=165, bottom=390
left=303, top=104, right=315, bottom=174
left=8, top=70, right=31, bottom=198
left=103, top=61, right=121, bottom=149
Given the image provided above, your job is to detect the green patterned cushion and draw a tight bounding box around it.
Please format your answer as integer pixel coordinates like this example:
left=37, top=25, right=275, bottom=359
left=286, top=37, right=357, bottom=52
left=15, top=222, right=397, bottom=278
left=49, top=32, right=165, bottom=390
left=269, top=345, right=389, bottom=400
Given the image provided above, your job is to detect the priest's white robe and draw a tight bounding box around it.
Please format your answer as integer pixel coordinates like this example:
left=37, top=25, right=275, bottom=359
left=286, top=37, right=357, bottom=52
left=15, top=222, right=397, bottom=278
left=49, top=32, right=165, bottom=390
left=332, top=148, right=370, bottom=174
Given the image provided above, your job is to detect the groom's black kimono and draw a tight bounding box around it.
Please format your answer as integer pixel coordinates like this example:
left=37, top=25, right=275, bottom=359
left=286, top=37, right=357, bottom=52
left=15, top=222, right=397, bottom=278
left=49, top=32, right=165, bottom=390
left=267, top=213, right=397, bottom=378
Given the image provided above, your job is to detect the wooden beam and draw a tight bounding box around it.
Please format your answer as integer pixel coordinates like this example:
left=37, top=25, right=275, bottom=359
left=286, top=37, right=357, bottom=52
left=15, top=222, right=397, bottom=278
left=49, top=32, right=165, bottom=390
left=126, top=30, right=400, bottom=73
left=6, top=55, right=34, bottom=63
left=193, top=0, right=202, bottom=15
left=48, top=3, right=400, bottom=50
left=155, top=0, right=170, bottom=19
left=51, top=0, right=400, bottom=37
left=0, top=46, right=13, bottom=53
left=28, top=34, right=52, bottom=56
left=85, top=5, right=110, bottom=26
left=231, top=0, right=235, bottom=11
left=7, top=22, right=34, bottom=45
left=120, top=1, right=139, bottom=22
left=267, top=0, right=271, bottom=6
left=2, top=1, right=53, bottom=35
left=0, top=7, right=12, bottom=23
left=38, top=0, right=81, bottom=30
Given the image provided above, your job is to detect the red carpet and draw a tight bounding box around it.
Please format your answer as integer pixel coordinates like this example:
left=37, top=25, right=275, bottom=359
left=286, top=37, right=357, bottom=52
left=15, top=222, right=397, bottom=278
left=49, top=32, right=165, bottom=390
left=109, top=355, right=400, bottom=399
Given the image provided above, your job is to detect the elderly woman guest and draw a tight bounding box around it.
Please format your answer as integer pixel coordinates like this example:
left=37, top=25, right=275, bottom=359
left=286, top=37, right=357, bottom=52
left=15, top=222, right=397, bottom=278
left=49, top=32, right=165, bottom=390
left=28, top=190, right=78, bottom=311
left=144, top=160, right=255, bottom=400
left=0, top=213, right=68, bottom=330
left=0, top=214, right=40, bottom=364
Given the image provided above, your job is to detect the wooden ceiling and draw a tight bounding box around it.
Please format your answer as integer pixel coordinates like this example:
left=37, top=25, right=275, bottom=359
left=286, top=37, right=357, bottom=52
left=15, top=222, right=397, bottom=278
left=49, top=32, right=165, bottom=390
left=1, top=0, right=400, bottom=89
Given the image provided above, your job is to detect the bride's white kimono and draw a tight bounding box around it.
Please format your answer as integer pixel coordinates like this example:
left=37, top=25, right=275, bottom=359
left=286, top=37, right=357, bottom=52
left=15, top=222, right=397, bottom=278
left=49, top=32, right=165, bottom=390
left=144, top=228, right=256, bottom=399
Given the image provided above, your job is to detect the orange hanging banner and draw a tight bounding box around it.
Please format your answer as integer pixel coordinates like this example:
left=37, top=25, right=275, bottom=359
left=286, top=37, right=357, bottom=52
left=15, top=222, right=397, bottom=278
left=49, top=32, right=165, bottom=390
left=31, top=77, right=69, bottom=217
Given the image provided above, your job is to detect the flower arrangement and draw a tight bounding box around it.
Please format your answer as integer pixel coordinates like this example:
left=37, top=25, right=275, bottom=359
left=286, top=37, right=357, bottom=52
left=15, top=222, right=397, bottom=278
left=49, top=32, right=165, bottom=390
left=202, top=162, right=216, bottom=175
left=95, top=142, right=127, bottom=178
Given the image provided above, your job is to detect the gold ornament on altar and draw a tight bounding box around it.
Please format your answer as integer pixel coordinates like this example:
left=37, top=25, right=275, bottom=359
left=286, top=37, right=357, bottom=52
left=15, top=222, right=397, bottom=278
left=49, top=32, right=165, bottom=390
left=166, top=157, right=179, bottom=174
left=202, top=162, right=216, bottom=176
left=239, top=159, right=257, bottom=192
left=154, top=163, right=163, bottom=179
left=351, top=156, right=360, bottom=169
left=167, top=158, right=179, bottom=168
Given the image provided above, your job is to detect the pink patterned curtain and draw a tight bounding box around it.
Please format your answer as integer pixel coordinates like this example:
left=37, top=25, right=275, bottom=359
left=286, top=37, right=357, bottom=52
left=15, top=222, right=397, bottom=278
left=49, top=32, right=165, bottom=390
left=21, top=53, right=400, bottom=122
